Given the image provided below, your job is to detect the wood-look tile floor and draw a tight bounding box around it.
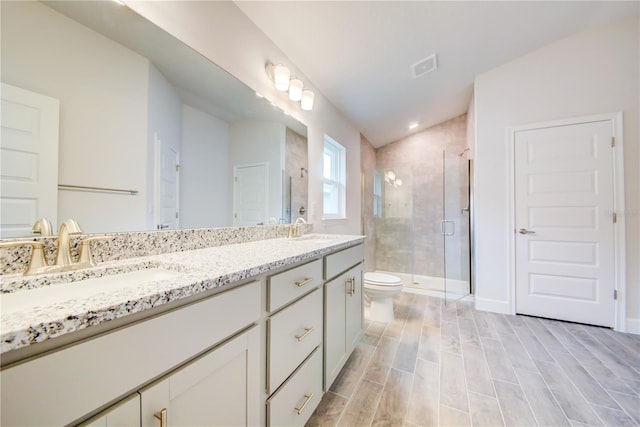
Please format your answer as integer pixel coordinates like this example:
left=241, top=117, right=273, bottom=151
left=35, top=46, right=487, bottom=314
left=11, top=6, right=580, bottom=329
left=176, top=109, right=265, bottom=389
left=306, top=292, right=640, bottom=427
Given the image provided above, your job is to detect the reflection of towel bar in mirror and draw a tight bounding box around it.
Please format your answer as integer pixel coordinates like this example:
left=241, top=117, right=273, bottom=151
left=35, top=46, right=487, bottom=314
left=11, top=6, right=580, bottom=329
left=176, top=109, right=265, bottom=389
left=58, top=184, right=139, bottom=195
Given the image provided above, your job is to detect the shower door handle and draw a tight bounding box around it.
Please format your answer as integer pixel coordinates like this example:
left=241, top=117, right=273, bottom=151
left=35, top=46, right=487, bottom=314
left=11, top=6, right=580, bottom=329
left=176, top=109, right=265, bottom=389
left=441, top=220, right=455, bottom=236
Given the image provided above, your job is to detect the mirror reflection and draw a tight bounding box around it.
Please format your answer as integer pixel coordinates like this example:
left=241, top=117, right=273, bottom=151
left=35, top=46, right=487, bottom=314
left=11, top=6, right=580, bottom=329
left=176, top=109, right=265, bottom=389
left=0, top=0, right=308, bottom=238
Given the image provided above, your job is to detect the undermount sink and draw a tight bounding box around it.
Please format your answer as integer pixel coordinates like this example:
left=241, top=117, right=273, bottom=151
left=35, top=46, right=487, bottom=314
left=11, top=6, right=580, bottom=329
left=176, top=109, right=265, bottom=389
left=0, top=268, right=181, bottom=315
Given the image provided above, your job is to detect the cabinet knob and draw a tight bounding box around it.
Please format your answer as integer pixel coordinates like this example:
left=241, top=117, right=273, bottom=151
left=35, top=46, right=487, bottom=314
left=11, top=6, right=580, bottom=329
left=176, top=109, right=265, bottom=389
left=154, top=408, right=167, bottom=427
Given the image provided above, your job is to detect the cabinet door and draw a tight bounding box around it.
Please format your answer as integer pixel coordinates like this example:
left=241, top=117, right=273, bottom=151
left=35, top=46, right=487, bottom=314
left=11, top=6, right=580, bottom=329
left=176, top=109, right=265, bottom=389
left=140, top=326, right=259, bottom=427
left=346, top=265, right=363, bottom=352
left=84, top=394, right=140, bottom=427
left=324, top=273, right=347, bottom=389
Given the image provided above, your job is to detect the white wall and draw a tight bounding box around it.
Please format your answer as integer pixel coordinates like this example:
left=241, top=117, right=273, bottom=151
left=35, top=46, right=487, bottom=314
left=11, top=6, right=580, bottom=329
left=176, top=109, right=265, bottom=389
left=147, top=64, right=183, bottom=229
left=474, top=18, right=639, bottom=330
left=2, top=1, right=149, bottom=233
left=230, top=121, right=285, bottom=222
left=181, top=105, right=231, bottom=228
left=125, top=1, right=362, bottom=234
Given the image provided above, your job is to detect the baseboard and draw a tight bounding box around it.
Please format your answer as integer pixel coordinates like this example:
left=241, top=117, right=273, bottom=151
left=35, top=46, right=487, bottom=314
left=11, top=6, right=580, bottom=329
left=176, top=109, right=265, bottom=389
left=474, top=297, right=511, bottom=314
left=626, top=318, right=640, bottom=335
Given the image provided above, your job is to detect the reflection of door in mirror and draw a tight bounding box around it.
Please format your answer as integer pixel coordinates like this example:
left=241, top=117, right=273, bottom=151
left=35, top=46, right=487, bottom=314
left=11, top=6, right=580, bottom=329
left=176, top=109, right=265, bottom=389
left=0, top=83, right=59, bottom=238
left=233, top=164, right=268, bottom=226
left=154, top=134, right=180, bottom=231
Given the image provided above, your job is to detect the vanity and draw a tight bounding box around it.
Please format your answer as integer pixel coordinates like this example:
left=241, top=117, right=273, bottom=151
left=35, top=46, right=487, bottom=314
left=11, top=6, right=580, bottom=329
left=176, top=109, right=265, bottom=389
left=0, top=233, right=365, bottom=426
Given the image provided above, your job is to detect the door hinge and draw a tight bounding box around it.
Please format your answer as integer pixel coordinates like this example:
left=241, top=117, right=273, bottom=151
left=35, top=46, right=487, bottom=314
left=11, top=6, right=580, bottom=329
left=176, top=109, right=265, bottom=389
left=614, top=290, right=618, bottom=300
left=611, top=137, right=616, bottom=148
left=175, top=211, right=179, bottom=219
left=175, top=163, right=181, bottom=172
left=234, top=176, right=238, bottom=182
left=613, top=212, right=617, bottom=223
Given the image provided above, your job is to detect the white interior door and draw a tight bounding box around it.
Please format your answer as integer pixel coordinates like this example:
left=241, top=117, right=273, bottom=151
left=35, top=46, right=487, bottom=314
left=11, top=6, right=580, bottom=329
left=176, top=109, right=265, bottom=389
left=155, top=134, right=179, bottom=230
left=233, top=163, right=268, bottom=226
left=515, top=120, right=616, bottom=327
left=1, top=83, right=59, bottom=238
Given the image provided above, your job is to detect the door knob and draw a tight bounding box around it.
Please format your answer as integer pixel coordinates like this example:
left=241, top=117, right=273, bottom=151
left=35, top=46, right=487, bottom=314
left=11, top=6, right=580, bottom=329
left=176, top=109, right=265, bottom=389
left=519, top=228, right=536, bottom=235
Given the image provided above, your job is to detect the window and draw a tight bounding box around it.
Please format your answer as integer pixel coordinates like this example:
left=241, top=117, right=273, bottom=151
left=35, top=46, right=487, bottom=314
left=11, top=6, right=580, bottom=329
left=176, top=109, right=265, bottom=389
left=323, top=135, right=346, bottom=218
left=373, top=170, right=382, bottom=218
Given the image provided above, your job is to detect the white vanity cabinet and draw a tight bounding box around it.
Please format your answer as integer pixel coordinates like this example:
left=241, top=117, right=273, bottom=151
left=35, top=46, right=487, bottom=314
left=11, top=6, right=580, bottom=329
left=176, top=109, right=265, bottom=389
left=140, top=326, right=260, bottom=427
left=324, top=245, right=364, bottom=389
left=266, top=259, right=324, bottom=426
left=84, top=395, right=141, bottom=427
left=0, top=281, right=261, bottom=426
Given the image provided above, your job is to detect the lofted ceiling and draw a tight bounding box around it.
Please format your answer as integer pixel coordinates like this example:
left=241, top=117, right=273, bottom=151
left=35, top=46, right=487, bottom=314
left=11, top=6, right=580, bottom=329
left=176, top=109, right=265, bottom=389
left=236, top=1, right=639, bottom=147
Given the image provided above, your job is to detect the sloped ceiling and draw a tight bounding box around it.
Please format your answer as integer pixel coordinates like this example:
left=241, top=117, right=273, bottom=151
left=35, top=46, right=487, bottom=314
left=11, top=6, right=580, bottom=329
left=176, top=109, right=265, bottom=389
left=237, top=1, right=639, bottom=147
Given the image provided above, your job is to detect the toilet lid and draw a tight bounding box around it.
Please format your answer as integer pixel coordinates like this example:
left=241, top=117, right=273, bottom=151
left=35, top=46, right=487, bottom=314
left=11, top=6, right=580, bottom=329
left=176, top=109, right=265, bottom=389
left=364, top=272, right=403, bottom=286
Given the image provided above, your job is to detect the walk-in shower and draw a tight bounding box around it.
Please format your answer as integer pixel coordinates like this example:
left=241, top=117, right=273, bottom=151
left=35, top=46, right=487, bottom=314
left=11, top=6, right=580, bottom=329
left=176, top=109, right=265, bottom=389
left=363, top=116, right=472, bottom=304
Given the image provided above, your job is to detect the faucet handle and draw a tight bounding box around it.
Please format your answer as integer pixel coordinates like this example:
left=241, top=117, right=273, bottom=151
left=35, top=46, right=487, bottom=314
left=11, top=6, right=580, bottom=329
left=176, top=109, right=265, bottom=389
left=78, top=236, right=112, bottom=267
left=0, top=240, right=49, bottom=275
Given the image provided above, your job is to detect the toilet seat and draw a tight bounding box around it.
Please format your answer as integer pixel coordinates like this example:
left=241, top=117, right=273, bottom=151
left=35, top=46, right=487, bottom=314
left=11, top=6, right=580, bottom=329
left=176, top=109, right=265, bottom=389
left=364, top=272, right=403, bottom=288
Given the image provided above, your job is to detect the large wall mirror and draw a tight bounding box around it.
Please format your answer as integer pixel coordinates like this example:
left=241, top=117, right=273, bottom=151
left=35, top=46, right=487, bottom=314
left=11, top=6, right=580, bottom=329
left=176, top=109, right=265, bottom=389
left=0, top=0, right=308, bottom=238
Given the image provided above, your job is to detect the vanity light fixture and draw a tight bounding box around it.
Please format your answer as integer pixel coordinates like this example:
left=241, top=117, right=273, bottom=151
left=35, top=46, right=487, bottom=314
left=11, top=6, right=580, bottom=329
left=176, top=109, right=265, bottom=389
left=265, top=62, right=314, bottom=111
left=265, top=63, right=290, bottom=91
left=300, top=89, right=315, bottom=111
left=288, top=78, right=304, bottom=102
left=409, top=122, right=419, bottom=130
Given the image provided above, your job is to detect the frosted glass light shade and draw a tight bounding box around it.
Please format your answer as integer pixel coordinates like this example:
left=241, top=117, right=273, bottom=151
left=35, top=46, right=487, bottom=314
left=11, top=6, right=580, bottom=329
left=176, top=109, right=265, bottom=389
left=301, top=89, right=314, bottom=110
left=395, top=179, right=403, bottom=187
left=387, top=170, right=396, bottom=181
left=289, top=79, right=303, bottom=101
left=273, top=64, right=290, bottom=91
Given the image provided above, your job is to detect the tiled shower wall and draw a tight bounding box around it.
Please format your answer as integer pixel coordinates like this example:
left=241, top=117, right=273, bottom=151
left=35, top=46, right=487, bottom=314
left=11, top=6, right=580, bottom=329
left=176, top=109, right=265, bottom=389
left=374, top=114, right=469, bottom=278
left=285, top=128, right=308, bottom=223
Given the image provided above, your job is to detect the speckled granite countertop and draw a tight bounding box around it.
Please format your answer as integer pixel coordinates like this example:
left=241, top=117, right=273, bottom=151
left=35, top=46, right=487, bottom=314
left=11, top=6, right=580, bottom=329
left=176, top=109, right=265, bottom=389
left=0, top=234, right=364, bottom=354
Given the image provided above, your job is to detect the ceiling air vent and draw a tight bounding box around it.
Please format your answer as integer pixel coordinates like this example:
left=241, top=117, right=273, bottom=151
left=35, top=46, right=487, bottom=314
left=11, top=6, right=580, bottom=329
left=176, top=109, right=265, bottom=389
left=411, top=53, right=437, bottom=79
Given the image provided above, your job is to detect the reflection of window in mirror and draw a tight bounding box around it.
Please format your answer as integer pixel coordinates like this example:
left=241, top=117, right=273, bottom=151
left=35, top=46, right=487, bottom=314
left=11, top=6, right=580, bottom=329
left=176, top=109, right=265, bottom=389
left=373, top=171, right=383, bottom=218
left=323, top=135, right=346, bottom=219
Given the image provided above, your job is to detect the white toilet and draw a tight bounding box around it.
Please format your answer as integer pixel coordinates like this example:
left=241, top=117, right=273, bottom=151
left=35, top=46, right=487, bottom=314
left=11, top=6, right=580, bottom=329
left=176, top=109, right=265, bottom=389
left=364, top=272, right=403, bottom=322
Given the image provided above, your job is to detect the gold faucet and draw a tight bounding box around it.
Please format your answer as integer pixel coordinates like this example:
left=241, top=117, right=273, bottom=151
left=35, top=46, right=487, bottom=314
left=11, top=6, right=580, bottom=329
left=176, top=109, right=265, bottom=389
left=289, top=217, right=307, bottom=238
left=54, top=219, right=83, bottom=268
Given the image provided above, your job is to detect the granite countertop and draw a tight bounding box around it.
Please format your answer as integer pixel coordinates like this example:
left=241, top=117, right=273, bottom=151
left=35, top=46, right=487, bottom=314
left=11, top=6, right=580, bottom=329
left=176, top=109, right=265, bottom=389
left=0, top=234, right=365, bottom=354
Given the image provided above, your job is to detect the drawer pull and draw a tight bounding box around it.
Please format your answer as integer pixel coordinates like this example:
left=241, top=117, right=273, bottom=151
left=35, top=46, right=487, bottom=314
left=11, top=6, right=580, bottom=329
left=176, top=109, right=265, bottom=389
left=295, top=327, right=314, bottom=342
left=295, top=392, right=314, bottom=415
left=154, top=408, right=167, bottom=427
left=295, top=277, right=314, bottom=287
left=346, top=277, right=355, bottom=295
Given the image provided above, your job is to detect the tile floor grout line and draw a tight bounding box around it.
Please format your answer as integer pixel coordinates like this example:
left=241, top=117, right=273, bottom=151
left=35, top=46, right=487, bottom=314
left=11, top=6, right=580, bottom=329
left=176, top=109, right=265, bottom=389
left=400, top=295, right=426, bottom=427
left=533, top=317, right=613, bottom=427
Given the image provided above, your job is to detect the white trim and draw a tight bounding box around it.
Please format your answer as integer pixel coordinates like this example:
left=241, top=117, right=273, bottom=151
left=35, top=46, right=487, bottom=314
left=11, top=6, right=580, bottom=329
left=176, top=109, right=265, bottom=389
left=626, top=318, right=640, bottom=335
left=474, top=297, right=510, bottom=314
left=507, top=112, right=626, bottom=332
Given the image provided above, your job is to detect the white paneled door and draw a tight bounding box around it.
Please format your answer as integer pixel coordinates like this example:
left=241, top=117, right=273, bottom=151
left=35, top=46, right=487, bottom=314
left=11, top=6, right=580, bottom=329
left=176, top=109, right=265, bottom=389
left=515, top=120, right=616, bottom=327
left=154, top=134, right=179, bottom=230
left=233, top=163, right=267, bottom=226
left=1, top=83, right=59, bottom=237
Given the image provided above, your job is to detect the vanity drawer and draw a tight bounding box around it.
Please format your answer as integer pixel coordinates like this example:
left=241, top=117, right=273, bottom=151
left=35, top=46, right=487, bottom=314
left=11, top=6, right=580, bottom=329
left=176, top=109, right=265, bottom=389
left=268, top=258, right=322, bottom=312
left=267, top=347, right=323, bottom=427
left=267, top=288, right=323, bottom=393
left=324, top=244, right=364, bottom=280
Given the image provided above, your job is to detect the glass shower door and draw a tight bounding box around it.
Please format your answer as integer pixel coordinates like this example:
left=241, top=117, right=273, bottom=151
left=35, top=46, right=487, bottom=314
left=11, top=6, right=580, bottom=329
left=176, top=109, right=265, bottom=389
left=443, top=151, right=471, bottom=305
